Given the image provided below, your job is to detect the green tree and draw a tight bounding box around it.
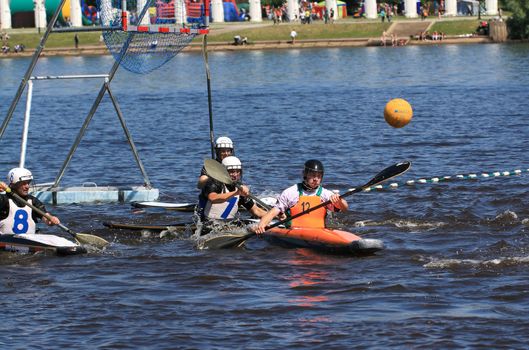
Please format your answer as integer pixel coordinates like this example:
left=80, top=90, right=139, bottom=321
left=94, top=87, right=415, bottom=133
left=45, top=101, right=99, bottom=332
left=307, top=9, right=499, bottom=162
left=505, top=0, right=529, bottom=39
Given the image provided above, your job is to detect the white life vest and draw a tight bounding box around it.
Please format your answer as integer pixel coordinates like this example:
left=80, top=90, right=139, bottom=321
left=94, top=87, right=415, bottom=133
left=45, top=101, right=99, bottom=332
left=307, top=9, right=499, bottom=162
left=203, top=185, right=240, bottom=220
left=0, top=197, right=37, bottom=235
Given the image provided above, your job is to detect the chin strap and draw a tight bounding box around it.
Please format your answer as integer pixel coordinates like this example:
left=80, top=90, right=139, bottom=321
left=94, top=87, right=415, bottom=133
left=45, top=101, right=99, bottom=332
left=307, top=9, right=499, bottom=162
left=301, top=181, right=318, bottom=192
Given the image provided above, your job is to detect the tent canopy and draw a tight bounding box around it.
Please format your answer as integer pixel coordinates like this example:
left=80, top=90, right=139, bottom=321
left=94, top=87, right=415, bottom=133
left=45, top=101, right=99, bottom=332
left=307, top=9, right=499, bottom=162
left=317, top=0, right=347, bottom=5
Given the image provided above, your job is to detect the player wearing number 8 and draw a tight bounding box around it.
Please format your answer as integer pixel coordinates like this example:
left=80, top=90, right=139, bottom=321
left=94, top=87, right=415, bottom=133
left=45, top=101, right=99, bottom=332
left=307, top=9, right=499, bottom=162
left=254, top=160, right=348, bottom=234
left=0, top=168, right=60, bottom=235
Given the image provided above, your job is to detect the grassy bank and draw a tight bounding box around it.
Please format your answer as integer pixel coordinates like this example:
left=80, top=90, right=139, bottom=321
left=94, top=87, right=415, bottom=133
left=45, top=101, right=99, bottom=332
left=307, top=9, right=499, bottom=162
left=3, top=19, right=486, bottom=50
left=6, top=32, right=104, bottom=49
left=429, top=19, right=482, bottom=35
left=206, top=22, right=392, bottom=42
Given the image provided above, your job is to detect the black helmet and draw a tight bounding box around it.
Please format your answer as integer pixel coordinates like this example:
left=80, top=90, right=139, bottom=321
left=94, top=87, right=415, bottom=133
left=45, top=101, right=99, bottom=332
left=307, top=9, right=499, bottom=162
left=303, top=160, right=324, bottom=191
left=304, top=159, right=324, bottom=176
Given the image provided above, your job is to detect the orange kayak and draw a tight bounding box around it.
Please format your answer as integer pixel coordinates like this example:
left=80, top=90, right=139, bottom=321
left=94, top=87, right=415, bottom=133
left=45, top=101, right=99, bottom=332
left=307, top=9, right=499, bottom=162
left=264, top=227, right=384, bottom=255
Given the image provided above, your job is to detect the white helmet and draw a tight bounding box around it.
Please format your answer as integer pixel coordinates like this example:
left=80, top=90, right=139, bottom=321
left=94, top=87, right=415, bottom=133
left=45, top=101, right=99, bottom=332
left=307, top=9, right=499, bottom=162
left=215, top=136, right=234, bottom=151
left=7, top=167, right=33, bottom=185
left=222, top=156, right=242, bottom=171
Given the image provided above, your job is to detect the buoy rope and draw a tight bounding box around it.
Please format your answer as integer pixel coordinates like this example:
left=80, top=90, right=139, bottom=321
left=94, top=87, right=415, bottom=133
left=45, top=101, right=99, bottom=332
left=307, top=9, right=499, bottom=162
left=358, top=168, right=527, bottom=192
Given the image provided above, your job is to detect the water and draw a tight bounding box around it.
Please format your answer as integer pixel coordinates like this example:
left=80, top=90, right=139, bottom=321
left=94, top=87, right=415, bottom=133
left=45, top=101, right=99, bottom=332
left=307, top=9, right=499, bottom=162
left=1, top=43, right=529, bottom=348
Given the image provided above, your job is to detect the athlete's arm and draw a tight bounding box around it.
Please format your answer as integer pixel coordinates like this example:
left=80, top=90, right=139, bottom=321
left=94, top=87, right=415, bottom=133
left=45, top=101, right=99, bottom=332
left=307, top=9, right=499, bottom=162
left=253, top=207, right=281, bottom=234
left=197, top=175, right=209, bottom=189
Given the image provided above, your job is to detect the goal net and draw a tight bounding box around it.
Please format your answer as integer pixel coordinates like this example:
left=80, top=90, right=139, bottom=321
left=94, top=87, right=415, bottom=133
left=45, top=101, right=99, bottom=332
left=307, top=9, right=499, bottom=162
left=97, top=0, right=209, bottom=74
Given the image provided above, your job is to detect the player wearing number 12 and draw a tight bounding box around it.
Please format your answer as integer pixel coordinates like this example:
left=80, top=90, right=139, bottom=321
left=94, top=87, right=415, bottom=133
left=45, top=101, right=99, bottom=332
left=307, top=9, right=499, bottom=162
left=0, top=168, right=60, bottom=235
left=254, top=160, right=348, bottom=234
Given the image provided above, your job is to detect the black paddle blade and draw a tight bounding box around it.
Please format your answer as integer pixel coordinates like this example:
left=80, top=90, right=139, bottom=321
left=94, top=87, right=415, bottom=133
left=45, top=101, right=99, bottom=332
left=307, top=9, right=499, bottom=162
left=199, top=232, right=254, bottom=249
left=363, top=161, right=411, bottom=189
left=204, top=158, right=233, bottom=185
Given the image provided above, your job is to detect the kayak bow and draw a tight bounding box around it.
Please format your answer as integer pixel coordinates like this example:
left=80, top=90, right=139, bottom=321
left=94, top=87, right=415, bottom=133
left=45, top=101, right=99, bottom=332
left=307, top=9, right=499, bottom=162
left=0, top=233, right=87, bottom=256
left=263, top=227, right=384, bottom=255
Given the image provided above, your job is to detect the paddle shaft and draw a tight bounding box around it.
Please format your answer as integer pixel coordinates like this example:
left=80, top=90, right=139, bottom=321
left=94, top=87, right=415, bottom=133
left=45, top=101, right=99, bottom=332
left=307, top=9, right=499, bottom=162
left=238, top=186, right=272, bottom=211
left=264, top=187, right=360, bottom=231
left=7, top=188, right=80, bottom=239
left=202, top=35, right=215, bottom=159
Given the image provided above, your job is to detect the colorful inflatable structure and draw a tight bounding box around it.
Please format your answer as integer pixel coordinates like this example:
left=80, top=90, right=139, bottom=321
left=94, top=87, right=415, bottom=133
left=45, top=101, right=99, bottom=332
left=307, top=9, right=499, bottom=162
left=155, top=0, right=244, bottom=23
left=314, top=1, right=348, bottom=18
left=223, top=0, right=240, bottom=21
left=81, top=0, right=98, bottom=25
left=9, top=0, right=98, bottom=27
left=154, top=0, right=204, bottom=23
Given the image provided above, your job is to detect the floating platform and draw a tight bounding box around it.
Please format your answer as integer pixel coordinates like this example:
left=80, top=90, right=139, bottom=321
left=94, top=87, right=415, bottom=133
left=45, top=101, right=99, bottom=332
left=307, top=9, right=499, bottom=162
left=31, top=183, right=159, bottom=205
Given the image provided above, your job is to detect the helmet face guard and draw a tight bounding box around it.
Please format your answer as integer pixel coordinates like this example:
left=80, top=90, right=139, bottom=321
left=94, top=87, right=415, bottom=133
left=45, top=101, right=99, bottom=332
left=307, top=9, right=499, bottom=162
left=222, top=156, right=243, bottom=181
left=215, top=136, right=234, bottom=160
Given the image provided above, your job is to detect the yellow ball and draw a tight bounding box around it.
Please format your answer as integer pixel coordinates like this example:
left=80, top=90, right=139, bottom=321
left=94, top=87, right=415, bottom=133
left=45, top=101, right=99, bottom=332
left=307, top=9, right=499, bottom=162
left=384, top=98, right=413, bottom=128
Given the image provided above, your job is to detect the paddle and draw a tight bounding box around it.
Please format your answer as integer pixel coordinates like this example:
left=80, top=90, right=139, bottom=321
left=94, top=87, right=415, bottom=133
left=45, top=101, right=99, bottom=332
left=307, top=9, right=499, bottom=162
left=203, top=161, right=411, bottom=249
left=5, top=187, right=109, bottom=248
left=203, top=158, right=273, bottom=210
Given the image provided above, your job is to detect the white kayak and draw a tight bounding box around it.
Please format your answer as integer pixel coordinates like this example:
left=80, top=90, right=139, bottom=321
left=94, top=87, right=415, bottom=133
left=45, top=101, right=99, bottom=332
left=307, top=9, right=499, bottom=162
left=0, top=233, right=87, bottom=256
left=131, top=201, right=195, bottom=212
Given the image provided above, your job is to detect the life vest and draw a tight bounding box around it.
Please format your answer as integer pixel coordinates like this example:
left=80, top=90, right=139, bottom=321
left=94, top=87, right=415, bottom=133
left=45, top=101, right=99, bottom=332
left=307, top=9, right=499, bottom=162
left=201, top=184, right=240, bottom=220
left=287, top=184, right=326, bottom=228
left=0, top=197, right=37, bottom=235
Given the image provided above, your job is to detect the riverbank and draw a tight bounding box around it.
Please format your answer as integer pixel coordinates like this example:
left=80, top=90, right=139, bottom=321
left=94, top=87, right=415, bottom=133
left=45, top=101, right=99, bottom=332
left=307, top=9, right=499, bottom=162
left=0, top=35, right=496, bottom=58
left=0, top=17, right=508, bottom=58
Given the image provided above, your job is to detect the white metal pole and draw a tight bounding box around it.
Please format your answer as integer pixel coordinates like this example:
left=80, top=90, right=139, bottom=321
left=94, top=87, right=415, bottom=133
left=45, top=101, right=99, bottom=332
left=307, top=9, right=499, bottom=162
left=174, top=0, right=186, bottom=25
left=485, top=0, right=498, bottom=16
left=286, top=0, right=296, bottom=22
left=364, top=0, right=377, bottom=19
left=0, top=0, right=12, bottom=29
left=20, top=81, right=34, bottom=168
left=70, top=0, right=83, bottom=27
left=249, top=0, right=262, bottom=22
left=327, top=0, right=338, bottom=21
left=34, top=0, right=48, bottom=30
left=445, top=0, right=457, bottom=16
left=137, top=0, right=150, bottom=25
left=211, top=0, right=224, bottom=23
left=404, top=0, right=418, bottom=18
left=100, top=0, right=112, bottom=26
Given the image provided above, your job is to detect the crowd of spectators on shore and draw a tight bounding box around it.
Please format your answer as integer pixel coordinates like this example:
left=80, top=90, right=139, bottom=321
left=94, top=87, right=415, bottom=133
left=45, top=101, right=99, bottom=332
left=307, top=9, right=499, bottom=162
left=1, top=32, right=25, bottom=54
left=378, top=3, right=398, bottom=22
left=380, top=30, right=407, bottom=47
left=415, top=30, right=447, bottom=41
left=264, top=0, right=336, bottom=25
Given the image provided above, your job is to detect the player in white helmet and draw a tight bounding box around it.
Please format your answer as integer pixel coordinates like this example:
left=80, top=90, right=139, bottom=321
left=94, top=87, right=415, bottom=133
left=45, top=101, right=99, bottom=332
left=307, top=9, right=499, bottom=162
left=197, top=156, right=267, bottom=235
left=197, top=136, right=235, bottom=189
left=0, top=167, right=60, bottom=235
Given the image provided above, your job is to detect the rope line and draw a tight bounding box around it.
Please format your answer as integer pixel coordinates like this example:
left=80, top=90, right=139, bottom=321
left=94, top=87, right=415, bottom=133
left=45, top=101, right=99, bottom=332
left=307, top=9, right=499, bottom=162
left=360, top=168, right=527, bottom=192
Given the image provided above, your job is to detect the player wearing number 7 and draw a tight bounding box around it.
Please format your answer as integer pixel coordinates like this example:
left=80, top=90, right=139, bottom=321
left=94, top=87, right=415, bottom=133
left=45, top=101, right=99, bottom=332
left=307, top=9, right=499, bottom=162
left=0, top=168, right=60, bottom=235
left=254, top=160, right=348, bottom=235
left=196, top=156, right=267, bottom=236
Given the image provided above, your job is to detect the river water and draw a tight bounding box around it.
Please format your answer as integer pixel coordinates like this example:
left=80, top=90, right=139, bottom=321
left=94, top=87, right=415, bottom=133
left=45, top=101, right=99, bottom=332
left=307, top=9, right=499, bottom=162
left=1, top=43, right=529, bottom=348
